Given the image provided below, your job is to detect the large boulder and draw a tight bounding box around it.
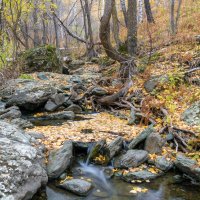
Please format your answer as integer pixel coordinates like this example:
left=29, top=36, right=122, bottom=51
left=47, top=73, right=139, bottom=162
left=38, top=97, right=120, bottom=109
left=60, top=179, right=92, bottom=196
left=128, top=127, right=155, bottom=149
left=175, top=154, right=200, bottom=181
left=0, top=79, right=57, bottom=111
left=181, top=101, right=200, bottom=126
left=0, top=121, right=48, bottom=200
left=22, top=45, right=61, bottom=72
left=113, top=150, right=148, bottom=169
left=144, top=133, right=164, bottom=154
left=47, top=141, right=73, bottom=179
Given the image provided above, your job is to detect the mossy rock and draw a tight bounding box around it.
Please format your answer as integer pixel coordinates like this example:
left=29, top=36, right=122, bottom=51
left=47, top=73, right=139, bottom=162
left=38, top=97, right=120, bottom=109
left=21, top=45, right=62, bottom=73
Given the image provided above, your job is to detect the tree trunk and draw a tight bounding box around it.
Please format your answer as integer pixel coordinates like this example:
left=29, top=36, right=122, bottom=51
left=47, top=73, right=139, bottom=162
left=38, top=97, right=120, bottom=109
left=170, top=0, right=175, bottom=34
left=144, top=0, right=155, bottom=23
left=127, top=0, right=137, bottom=56
left=51, top=0, right=59, bottom=48
left=84, top=0, right=97, bottom=59
left=33, top=0, right=40, bottom=47
left=112, top=0, right=121, bottom=48
left=120, top=0, right=128, bottom=27
left=100, top=0, right=136, bottom=78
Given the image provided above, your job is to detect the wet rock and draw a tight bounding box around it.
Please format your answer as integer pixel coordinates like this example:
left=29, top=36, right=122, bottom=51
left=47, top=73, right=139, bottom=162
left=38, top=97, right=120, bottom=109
left=65, top=104, right=82, bottom=114
left=87, top=139, right=106, bottom=163
left=123, top=170, right=161, bottom=182
left=105, top=136, right=123, bottom=160
left=45, top=93, right=66, bottom=112
left=91, top=87, right=108, bottom=96
left=128, top=127, right=155, bottom=149
left=114, top=150, right=148, bottom=168
left=47, top=141, right=73, bottom=179
left=0, top=121, right=48, bottom=200
left=1, top=79, right=57, bottom=111
left=46, top=111, right=75, bottom=120
left=181, top=101, right=200, bottom=126
left=144, top=133, right=164, bottom=154
left=103, top=167, right=114, bottom=179
left=144, top=75, right=168, bottom=93
left=60, top=179, right=92, bottom=196
left=0, top=106, right=21, bottom=120
left=155, top=156, right=174, bottom=171
left=175, top=154, right=200, bottom=181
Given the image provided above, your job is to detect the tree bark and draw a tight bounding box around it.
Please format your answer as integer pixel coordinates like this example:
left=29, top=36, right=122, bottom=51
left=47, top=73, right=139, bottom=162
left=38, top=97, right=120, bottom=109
left=120, top=0, right=128, bottom=27
left=112, top=0, right=122, bottom=48
left=33, top=0, right=40, bottom=47
left=144, top=0, right=155, bottom=23
left=127, top=0, right=137, bottom=56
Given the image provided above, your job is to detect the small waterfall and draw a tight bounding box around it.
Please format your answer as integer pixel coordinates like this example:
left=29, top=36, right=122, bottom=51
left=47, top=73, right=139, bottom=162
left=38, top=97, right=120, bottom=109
left=79, top=162, right=112, bottom=192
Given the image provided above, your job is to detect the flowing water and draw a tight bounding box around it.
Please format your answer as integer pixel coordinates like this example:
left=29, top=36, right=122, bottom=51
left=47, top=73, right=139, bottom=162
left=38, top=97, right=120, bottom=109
left=30, top=117, right=200, bottom=200
left=35, top=161, right=200, bottom=200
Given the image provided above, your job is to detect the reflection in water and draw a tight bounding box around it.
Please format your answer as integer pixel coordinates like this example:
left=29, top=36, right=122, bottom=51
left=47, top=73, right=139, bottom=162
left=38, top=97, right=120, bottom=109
left=44, top=163, right=200, bottom=200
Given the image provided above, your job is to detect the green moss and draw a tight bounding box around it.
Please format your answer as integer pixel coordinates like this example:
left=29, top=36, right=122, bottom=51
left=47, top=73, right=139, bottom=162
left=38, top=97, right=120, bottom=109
left=21, top=45, right=61, bottom=72
left=18, top=73, right=33, bottom=80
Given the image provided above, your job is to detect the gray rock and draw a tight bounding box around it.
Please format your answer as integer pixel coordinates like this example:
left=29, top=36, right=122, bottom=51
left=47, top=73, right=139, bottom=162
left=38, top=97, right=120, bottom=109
left=45, top=93, right=65, bottom=112
left=123, top=170, right=161, bottom=182
left=60, top=179, right=92, bottom=196
left=128, top=127, right=155, bottom=149
left=0, top=120, right=30, bottom=143
left=105, top=136, right=123, bottom=160
left=114, top=150, right=148, bottom=169
left=0, top=106, right=21, bottom=120
left=0, top=121, right=48, bottom=200
left=175, top=154, right=200, bottom=181
left=65, top=104, right=82, bottom=114
left=47, top=141, right=73, bottom=179
left=26, top=132, right=45, bottom=139
left=144, top=133, right=164, bottom=154
left=10, top=118, right=34, bottom=129
left=144, top=75, right=168, bottom=93
left=87, top=139, right=106, bottom=164
left=155, top=156, right=174, bottom=171
left=0, top=101, right=6, bottom=111
left=181, top=101, right=200, bottom=126
left=1, top=79, right=57, bottom=110
left=47, top=111, right=75, bottom=120
left=91, top=87, right=108, bottom=96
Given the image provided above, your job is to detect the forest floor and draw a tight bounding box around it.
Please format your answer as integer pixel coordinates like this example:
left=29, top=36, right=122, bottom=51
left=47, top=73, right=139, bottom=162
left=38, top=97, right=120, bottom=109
left=27, top=41, right=200, bottom=153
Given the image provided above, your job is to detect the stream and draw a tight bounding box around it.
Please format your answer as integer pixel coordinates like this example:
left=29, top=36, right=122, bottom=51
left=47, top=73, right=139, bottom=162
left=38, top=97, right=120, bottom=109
left=29, top=116, right=200, bottom=200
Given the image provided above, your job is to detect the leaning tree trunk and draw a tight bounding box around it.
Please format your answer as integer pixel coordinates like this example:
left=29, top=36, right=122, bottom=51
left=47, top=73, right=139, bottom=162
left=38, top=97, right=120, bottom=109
left=144, top=0, right=155, bottom=23
left=100, top=0, right=136, bottom=79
